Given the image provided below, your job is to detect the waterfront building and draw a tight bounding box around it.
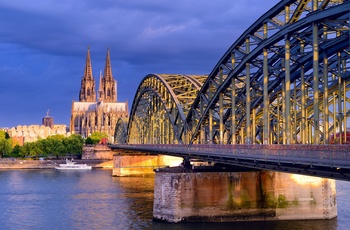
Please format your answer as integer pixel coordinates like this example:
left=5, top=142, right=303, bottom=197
left=42, top=109, right=54, bottom=128
left=1, top=111, right=69, bottom=145
left=3, top=125, right=68, bottom=146
left=70, top=48, right=128, bottom=142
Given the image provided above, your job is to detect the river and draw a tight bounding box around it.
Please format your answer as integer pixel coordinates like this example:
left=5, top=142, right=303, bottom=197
left=0, top=169, right=349, bottom=230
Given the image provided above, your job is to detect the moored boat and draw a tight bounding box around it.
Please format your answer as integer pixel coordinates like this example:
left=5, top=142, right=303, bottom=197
left=55, top=158, right=92, bottom=170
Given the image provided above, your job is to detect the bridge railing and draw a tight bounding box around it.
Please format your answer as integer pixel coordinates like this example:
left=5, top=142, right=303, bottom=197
left=120, top=144, right=350, bottom=169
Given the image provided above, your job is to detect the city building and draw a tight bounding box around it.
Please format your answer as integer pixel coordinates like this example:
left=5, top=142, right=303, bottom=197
left=7, top=124, right=68, bottom=145
left=42, top=109, right=54, bottom=128
left=2, top=111, right=69, bottom=145
left=70, top=47, right=128, bottom=142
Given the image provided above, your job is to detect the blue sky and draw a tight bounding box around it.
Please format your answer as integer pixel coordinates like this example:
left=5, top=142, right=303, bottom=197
left=0, top=0, right=276, bottom=128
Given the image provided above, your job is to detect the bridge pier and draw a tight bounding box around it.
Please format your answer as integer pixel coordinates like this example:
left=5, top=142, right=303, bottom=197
left=153, top=167, right=337, bottom=223
left=112, top=151, right=182, bottom=177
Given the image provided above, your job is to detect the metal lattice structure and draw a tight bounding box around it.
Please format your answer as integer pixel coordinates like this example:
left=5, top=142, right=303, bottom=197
left=125, top=74, right=207, bottom=144
left=116, top=0, right=350, bottom=146
left=114, top=117, right=128, bottom=144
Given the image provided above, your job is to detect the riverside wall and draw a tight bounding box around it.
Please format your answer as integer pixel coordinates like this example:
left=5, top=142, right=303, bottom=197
left=0, top=159, right=110, bottom=169
left=0, top=159, right=58, bottom=169
left=82, top=144, right=114, bottom=160
left=0, top=144, right=116, bottom=169
left=153, top=168, right=337, bottom=223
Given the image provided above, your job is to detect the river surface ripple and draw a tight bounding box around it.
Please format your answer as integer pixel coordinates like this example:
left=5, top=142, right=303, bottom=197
left=0, top=169, right=349, bottom=230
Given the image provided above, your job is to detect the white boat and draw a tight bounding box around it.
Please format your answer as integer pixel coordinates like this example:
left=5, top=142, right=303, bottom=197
left=55, top=158, right=92, bottom=170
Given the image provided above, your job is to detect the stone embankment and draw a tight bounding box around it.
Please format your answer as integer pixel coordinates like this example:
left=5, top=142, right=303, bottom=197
left=0, top=159, right=112, bottom=169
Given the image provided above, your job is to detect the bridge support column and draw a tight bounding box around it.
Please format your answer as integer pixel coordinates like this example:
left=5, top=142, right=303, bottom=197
left=153, top=168, right=337, bottom=223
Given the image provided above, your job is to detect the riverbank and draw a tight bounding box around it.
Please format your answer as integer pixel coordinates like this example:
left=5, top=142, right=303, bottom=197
left=0, top=159, right=113, bottom=169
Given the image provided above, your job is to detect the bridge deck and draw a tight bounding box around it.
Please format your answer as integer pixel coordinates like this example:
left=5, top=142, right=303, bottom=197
left=110, top=144, right=350, bottom=181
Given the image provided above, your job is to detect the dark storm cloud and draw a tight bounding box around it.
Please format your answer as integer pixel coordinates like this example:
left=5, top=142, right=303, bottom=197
left=0, top=0, right=276, bottom=127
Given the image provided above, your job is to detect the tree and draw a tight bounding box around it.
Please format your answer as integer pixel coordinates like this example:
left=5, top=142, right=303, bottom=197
left=2, top=133, right=84, bottom=159
left=85, top=137, right=94, bottom=145
left=89, top=132, right=108, bottom=144
left=0, top=138, right=12, bottom=158
left=0, top=130, right=12, bottom=157
left=38, top=138, right=66, bottom=157
left=0, top=130, right=6, bottom=139
left=19, top=142, right=42, bottom=158
left=70, top=134, right=84, bottom=145
left=63, top=135, right=84, bottom=156
left=11, top=145, right=22, bottom=158
left=49, top=134, right=65, bottom=141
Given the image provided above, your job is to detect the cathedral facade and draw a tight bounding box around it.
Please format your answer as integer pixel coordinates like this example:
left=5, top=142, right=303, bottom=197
left=70, top=48, right=128, bottom=142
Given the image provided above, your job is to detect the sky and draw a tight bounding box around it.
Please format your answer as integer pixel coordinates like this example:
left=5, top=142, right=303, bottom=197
left=0, top=0, right=276, bottom=128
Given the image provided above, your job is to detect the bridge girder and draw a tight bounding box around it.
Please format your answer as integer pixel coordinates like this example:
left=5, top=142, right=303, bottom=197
left=115, top=0, right=350, bottom=146
left=183, top=0, right=350, bottom=145
left=125, top=74, right=206, bottom=144
left=114, top=117, right=128, bottom=144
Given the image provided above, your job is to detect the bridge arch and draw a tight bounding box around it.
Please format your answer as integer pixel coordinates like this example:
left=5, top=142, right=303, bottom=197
left=114, top=117, right=128, bottom=144
left=126, top=74, right=206, bottom=144
left=183, top=0, right=350, bottom=145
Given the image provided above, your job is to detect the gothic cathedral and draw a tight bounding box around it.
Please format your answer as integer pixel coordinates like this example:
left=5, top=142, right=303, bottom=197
left=70, top=47, right=128, bottom=142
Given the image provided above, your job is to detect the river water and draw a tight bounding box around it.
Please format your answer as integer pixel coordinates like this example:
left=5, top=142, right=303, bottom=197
left=0, top=169, right=349, bottom=230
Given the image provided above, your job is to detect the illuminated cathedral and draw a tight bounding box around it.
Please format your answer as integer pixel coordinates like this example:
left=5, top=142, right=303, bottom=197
left=70, top=48, right=128, bottom=142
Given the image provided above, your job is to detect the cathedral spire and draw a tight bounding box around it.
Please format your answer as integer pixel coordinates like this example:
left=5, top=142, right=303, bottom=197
left=98, top=70, right=103, bottom=102
left=79, top=46, right=96, bottom=102
left=102, top=48, right=117, bottom=102
left=103, top=47, right=113, bottom=81
left=84, top=46, right=93, bottom=80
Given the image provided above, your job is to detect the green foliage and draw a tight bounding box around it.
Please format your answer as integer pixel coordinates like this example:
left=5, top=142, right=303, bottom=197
left=11, top=145, right=22, bottom=158
left=89, top=132, right=108, bottom=144
left=85, top=137, right=94, bottom=145
left=49, top=134, right=65, bottom=141
left=0, top=130, right=12, bottom=157
left=70, top=134, right=84, bottom=145
left=63, top=135, right=83, bottom=155
left=36, top=134, right=84, bottom=157
left=0, top=133, right=84, bottom=158
left=0, top=138, right=12, bottom=157
left=20, top=142, right=43, bottom=158
left=38, top=137, right=66, bottom=157
left=0, top=130, right=6, bottom=139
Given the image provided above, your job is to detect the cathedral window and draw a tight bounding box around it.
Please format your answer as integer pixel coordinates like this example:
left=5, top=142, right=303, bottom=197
left=87, top=88, right=91, bottom=96
left=107, top=89, right=111, bottom=97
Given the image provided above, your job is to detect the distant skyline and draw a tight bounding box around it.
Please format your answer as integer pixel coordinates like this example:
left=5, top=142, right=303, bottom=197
left=0, top=0, right=276, bottom=127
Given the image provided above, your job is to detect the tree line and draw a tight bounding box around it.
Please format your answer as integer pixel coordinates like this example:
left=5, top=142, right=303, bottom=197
left=0, top=130, right=108, bottom=159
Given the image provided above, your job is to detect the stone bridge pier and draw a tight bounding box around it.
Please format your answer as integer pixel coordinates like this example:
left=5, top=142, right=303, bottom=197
left=111, top=151, right=337, bottom=223
left=153, top=166, right=337, bottom=223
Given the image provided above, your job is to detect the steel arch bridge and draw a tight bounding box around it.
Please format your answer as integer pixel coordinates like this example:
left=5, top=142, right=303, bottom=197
left=115, top=0, right=350, bottom=146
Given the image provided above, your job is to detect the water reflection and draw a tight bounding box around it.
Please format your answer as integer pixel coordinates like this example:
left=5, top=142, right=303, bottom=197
left=113, top=177, right=155, bottom=229
left=0, top=170, right=349, bottom=230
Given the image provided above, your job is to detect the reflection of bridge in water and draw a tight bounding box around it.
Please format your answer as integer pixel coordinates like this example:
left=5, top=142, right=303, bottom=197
left=110, top=0, right=350, bottom=223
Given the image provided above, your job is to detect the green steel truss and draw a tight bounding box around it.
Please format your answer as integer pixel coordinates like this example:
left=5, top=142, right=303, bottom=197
left=116, top=0, right=350, bottom=146
left=125, top=74, right=206, bottom=144
left=114, top=117, right=128, bottom=144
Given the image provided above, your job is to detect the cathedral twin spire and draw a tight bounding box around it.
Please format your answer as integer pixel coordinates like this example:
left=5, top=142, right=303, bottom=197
left=79, top=47, right=117, bottom=103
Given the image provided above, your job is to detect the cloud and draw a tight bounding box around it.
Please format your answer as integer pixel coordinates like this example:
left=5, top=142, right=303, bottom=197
left=0, top=0, right=276, bottom=127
